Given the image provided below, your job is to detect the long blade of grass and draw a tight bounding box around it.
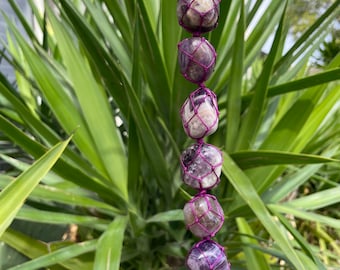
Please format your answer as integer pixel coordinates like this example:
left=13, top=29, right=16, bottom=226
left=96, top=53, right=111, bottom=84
left=236, top=217, right=271, bottom=270
left=55, top=0, right=130, bottom=118
left=0, top=115, right=112, bottom=200
left=137, top=1, right=171, bottom=120
left=82, top=0, right=132, bottom=77
left=236, top=1, right=286, bottom=150
left=231, top=150, right=337, bottom=169
left=6, top=239, right=97, bottom=270
left=93, top=216, right=128, bottom=270
left=226, top=1, right=244, bottom=152
left=211, top=0, right=244, bottom=90
left=268, top=204, right=340, bottom=229
left=1, top=229, right=51, bottom=266
left=0, top=137, right=71, bottom=237
left=292, top=84, right=340, bottom=151
left=262, top=163, right=323, bottom=203
left=102, top=0, right=132, bottom=48
left=222, top=152, right=307, bottom=270
left=274, top=0, right=340, bottom=76
left=282, top=186, right=340, bottom=211
left=249, top=73, right=340, bottom=194
left=147, top=210, right=184, bottom=223
left=55, top=1, right=172, bottom=198
left=0, top=175, right=121, bottom=215
left=7, top=0, right=38, bottom=43
left=0, top=73, right=106, bottom=182
left=47, top=8, right=128, bottom=200
left=16, top=207, right=109, bottom=231
left=273, top=212, right=327, bottom=270
left=161, top=0, right=181, bottom=84
left=242, top=68, right=340, bottom=103
left=5, top=17, right=106, bottom=177
left=2, top=229, right=94, bottom=270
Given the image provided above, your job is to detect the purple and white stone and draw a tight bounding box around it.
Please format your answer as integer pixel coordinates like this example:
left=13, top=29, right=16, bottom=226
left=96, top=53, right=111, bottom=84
left=187, top=239, right=230, bottom=270
left=177, top=0, right=221, bottom=34
left=181, top=143, right=222, bottom=190
left=181, top=87, right=219, bottom=139
left=183, top=193, right=224, bottom=238
left=178, top=37, right=216, bottom=84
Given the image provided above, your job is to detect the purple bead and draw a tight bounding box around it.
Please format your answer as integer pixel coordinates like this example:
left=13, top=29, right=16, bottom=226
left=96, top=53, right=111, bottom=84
left=177, top=0, right=221, bottom=34
left=178, top=37, right=216, bottom=84
left=181, top=87, right=219, bottom=139
left=187, top=239, right=230, bottom=270
left=184, top=193, right=224, bottom=238
left=181, top=143, right=222, bottom=190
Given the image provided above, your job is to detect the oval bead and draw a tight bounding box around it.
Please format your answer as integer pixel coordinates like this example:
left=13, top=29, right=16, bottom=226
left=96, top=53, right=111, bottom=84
left=187, top=239, right=230, bottom=270
left=181, top=143, right=222, bottom=190
left=184, top=193, right=224, bottom=238
left=178, top=37, right=216, bottom=84
left=181, top=87, right=219, bottom=139
left=177, top=0, right=221, bottom=34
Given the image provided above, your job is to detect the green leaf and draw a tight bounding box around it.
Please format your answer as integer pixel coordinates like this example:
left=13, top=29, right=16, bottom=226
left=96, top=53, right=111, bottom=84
left=1, top=229, right=60, bottom=269
left=231, top=150, right=338, bottom=169
left=6, top=238, right=97, bottom=270
left=0, top=115, right=111, bottom=200
left=250, top=77, right=340, bottom=194
left=268, top=204, right=340, bottom=229
left=282, top=186, right=340, bottom=211
left=147, top=210, right=184, bottom=223
left=82, top=0, right=132, bottom=77
left=5, top=17, right=105, bottom=174
left=47, top=9, right=128, bottom=200
left=0, top=174, right=121, bottom=215
left=161, top=0, right=181, bottom=84
left=1, top=228, right=93, bottom=270
left=242, top=68, right=340, bottom=103
left=0, top=137, right=71, bottom=237
left=274, top=0, right=340, bottom=78
left=226, top=1, right=244, bottom=152
left=0, top=75, right=104, bottom=182
left=137, top=1, right=171, bottom=120
left=236, top=1, right=287, bottom=150
left=273, top=212, right=326, bottom=270
left=262, top=163, right=324, bottom=203
left=222, top=152, right=307, bottom=270
left=236, top=217, right=271, bottom=270
left=16, top=207, right=109, bottom=231
left=93, top=216, right=128, bottom=270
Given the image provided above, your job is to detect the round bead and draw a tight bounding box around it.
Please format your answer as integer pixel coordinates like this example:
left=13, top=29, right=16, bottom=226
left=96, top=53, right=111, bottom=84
left=181, top=143, right=222, bottom=190
left=178, top=37, right=216, bottom=84
left=177, top=0, right=221, bottom=34
left=184, top=193, right=224, bottom=238
left=181, top=87, right=219, bottom=139
left=187, top=239, right=230, bottom=270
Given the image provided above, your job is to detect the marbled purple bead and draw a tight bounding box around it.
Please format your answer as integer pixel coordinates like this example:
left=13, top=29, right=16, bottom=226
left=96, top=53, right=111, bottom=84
left=181, top=87, right=219, bottom=139
left=187, top=239, right=230, bottom=270
left=183, top=193, right=224, bottom=238
left=177, top=0, right=221, bottom=34
left=178, top=37, right=216, bottom=84
left=181, top=143, right=222, bottom=190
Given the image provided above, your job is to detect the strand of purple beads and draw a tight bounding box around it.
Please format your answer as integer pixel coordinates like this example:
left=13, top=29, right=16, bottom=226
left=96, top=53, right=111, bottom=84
left=177, top=1, right=230, bottom=269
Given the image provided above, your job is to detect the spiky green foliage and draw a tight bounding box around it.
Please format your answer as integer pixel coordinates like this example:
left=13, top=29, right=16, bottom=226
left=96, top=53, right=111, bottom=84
left=0, top=0, right=340, bottom=269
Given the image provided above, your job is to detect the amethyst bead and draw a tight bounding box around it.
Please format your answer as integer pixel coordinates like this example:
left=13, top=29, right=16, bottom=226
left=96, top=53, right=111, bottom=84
left=181, top=143, right=222, bottom=190
left=177, top=0, right=221, bottom=34
left=187, top=239, right=230, bottom=270
left=184, top=193, right=224, bottom=238
left=181, top=87, right=219, bottom=139
left=178, top=37, right=216, bottom=84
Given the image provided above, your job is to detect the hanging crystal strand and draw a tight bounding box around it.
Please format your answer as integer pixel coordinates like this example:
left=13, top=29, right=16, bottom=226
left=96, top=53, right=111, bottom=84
left=176, top=0, right=231, bottom=269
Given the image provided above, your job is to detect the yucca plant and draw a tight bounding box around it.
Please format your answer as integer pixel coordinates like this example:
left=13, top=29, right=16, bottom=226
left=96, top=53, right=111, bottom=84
left=0, top=0, right=339, bottom=269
